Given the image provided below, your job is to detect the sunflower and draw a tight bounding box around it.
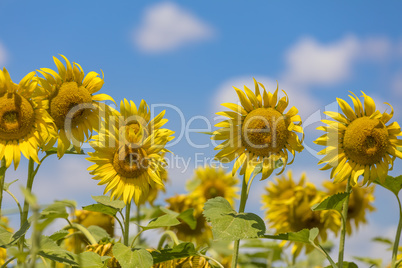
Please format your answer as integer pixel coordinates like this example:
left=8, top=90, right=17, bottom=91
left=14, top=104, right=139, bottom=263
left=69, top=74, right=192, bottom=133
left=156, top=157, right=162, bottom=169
left=153, top=256, right=211, bottom=268
left=142, top=156, right=169, bottom=206
left=0, top=68, right=56, bottom=169
left=323, top=180, right=375, bottom=235
left=37, top=55, right=114, bottom=158
left=87, top=99, right=174, bottom=205
left=165, top=194, right=212, bottom=245
left=315, top=91, right=402, bottom=186
left=186, top=167, right=239, bottom=207
left=261, top=171, right=339, bottom=256
left=212, top=79, right=303, bottom=183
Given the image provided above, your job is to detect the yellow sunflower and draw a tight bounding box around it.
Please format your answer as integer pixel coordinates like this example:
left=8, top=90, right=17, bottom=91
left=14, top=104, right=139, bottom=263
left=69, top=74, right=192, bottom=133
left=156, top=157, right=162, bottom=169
left=315, top=91, right=402, bottom=186
left=153, top=256, right=211, bottom=268
left=37, top=55, right=114, bottom=158
left=323, top=180, right=375, bottom=235
left=165, top=194, right=212, bottom=245
left=0, top=68, right=56, bottom=169
left=187, top=167, right=239, bottom=207
left=87, top=99, right=174, bottom=205
left=86, top=242, right=120, bottom=268
left=212, top=79, right=303, bottom=182
left=142, top=156, right=169, bottom=206
left=261, top=171, right=339, bottom=256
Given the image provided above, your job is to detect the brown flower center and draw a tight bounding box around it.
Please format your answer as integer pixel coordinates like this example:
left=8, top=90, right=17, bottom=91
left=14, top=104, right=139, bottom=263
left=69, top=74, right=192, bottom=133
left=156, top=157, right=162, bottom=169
left=112, top=146, right=148, bottom=178
left=241, top=108, right=289, bottom=156
left=343, top=117, right=389, bottom=165
left=49, top=81, right=93, bottom=129
left=0, top=93, right=35, bottom=140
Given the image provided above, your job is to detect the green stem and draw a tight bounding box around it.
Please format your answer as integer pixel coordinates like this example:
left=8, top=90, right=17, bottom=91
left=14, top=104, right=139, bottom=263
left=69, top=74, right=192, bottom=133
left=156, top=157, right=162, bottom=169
left=29, top=203, right=41, bottom=268
left=130, top=229, right=145, bottom=248
left=198, top=254, right=224, bottom=268
left=137, top=204, right=141, bottom=235
left=157, top=230, right=180, bottom=249
left=338, top=176, right=351, bottom=268
left=5, top=189, right=22, bottom=219
left=63, top=223, right=98, bottom=245
left=391, top=195, right=402, bottom=268
left=231, top=175, right=248, bottom=268
left=19, top=158, right=35, bottom=253
left=0, top=159, right=7, bottom=217
left=124, top=202, right=131, bottom=246
left=1, top=257, right=16, bottom=268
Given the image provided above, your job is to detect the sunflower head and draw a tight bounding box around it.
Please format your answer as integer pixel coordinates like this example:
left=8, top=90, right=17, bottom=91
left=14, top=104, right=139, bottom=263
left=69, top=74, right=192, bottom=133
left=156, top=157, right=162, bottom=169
left=323, top=180, right=375, bottom=235
left=186, top=167, right=239, bottom=207
left=87, top=99, right=174, bottom=205
left=86, top=241, right=120, bottom=268
left=261, top=171, right=339, bottom=256
left=153, top=256, right=211, bottom=268
left=315, top=91, right=402, bottom=186
left=165, top=194, right=212, bottom=246
left=212, top=79, right=303, bottom=183
left=0, top=68, right=56, bottom=169
left=38, top=55, right=114, bottom=158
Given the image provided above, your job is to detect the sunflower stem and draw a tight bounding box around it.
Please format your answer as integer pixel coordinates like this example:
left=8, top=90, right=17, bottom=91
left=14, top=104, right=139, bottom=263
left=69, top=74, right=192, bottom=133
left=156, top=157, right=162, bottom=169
left=124, top=201, right=131, bottom=246
left=338, top=176, right=351, bottom=268
left=391, top=195, right=402, bottom=268
left=137, top=204, right=141, bottom=236
left=0, top=158, right=7, bottom=218
left=19, top=158, right=35, bottom=253
left=157, top=230, right=180, bottom=249
left=231, top=175, right=248, bottom=268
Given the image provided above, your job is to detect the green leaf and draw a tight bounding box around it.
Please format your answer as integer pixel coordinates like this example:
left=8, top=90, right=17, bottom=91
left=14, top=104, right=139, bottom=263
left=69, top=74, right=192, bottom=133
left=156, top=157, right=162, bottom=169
left=113, top=243, right=153, bottom=268
left=354, top=256, right=382, bottom=267
left=374, top=175, right=402, bottom=196
left=141, top=208, right=181, bottom=230
left=92, top=195, right=125, bottom=210
left=20, top=186, right=38, bottom=207
left=312, top=192, right=350, bottom=213
left=75, top=251, right=107, bottom=268
left=263, top=228, right=319, bottom=244
left=324, top=262, right=358, bottom=268
left=49, top=230, right=70, bottom=242
left=46, top=145, right=85, bottom=156
left=178, top=209, right=196, bottom=230
left=40, top=201, right=70, bottom=220
left=87, top=226, right=111, bottom=242
left=38, top=236, right=77, bottom=265
left=83, top=203, right=119, bottom=217
left=203, top=197, right=266, bottom=241
left=372, top=236, right=393, bottom=245
left=4, top=221, right=31, bottom=246
left=3, top=179, right=18, bottom=191
left=0, top=225, right=13, bottom=246
left=151, top=242, right=198, bottom=264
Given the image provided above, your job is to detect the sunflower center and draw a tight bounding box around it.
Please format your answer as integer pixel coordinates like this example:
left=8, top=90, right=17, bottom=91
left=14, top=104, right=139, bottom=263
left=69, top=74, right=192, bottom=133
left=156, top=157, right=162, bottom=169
left=343, top=117, right=389, bottom=165
left=49, top=81, right=92, bottom=129
left=112, top=146, right=148, bottom=178
left=204, top=185, right=225, bottom=200
left=241, top=108, right=289, bottom=156
left=0, top=93, right=35, bottom=140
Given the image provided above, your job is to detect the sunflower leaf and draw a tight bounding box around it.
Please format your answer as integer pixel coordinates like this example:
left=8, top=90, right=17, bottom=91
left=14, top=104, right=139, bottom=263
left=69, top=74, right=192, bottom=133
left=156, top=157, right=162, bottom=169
left=141, top=208, right=181, bottom=230
left=40, top=201, right=70, bottom=220
left=3, top=179, right=18, bottom=191
left=311, top=192, right=350, bottom=213
left=82, top=204, right=119, bottom=217
left=262, top=228, right=319, bottom=244
left=75, top=251, right=107, bottom=268
left=150, top=242, right=198, bottom=264
left=92, top=195, right=125, bottom=210
left=49, top=230, right=70, bottom=242
left=87, top=225, right=111, bottom=242
left=353, top=256, right=382, bottom=267
left=203, top=197, right=266, bottom=240
left=324, top=262, right=358, bottom=268
left=374, top=175, right=402, bottom=196
left=178, top=209, right=197, bottom=230
left=113, top=243, right=153, bottom=268
left=37, top=236, right=77, bottom=266
left=0, top=225, right=13, bottom=247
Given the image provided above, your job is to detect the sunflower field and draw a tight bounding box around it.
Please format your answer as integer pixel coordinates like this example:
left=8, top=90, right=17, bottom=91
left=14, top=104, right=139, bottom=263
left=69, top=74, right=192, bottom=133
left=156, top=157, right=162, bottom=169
left=1, top=2, right=402, bottom=268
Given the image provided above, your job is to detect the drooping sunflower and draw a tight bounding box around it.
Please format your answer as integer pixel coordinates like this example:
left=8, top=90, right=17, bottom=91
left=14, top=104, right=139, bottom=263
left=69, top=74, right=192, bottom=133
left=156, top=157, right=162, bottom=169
left=261, top=171, right=339, bottom=256
left=186, top=167, right=239, bottom=207
left=323, top=180, right=375, bottom=235
left=315, top=91, right=402, bottom=186
left=212, top=79, right=304, bottom=182
left=37, top=55, right=114, bottom=158
left=65, top=210, right=115, bottom=253
left=87, top=99, right=174, bottom=205
left=166, top=194, right=212, bottom=245
left=0, top=68, right=56, bottom=169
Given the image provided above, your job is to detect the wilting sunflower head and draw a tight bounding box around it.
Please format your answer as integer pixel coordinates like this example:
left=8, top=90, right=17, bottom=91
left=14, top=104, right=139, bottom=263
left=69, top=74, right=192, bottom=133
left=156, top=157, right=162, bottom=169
left=0, top=68, right=56, bottom=169
left=212, top=79, right=304, bottom=183
left=86, top=241, right=120, bottom=268
left=186, top=167, right=239, bottom=207
left=87, top=99, right=174, bottom=205
left=261, top=172, right=339, bottom=256
left=37, top=55, right=114, bottom=158
left=315, top=91, right=402, bottom=186
left=323, top=180, right=375, bottom=235
left=153, top=256, right=211, bottom=268
left=166, top=194, right=212, bottom=246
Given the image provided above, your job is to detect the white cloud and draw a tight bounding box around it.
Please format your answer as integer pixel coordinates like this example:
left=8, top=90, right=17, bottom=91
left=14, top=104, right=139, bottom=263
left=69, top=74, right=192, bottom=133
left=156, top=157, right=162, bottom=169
left=0, top=42, right=7, bottom=66
left=392, top=71, right=402, bottom=96
left=133, top=2, right=214, bottom=53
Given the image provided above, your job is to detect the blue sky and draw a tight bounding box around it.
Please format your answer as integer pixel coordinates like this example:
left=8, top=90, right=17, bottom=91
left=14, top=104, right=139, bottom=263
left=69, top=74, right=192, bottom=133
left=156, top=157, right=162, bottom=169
left=1, top=0, right=402, bottom=264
